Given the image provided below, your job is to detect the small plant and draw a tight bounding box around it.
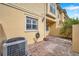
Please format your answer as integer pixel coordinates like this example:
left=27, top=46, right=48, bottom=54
left=60, top=18, right=79, bottom=39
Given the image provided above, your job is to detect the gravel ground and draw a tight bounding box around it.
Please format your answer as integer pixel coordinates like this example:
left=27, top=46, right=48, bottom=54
left=28, top=36, right=79, bottom=56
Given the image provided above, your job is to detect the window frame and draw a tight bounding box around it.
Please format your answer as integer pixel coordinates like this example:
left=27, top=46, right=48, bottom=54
left=25, top=16, right=38, bottom=32
left=50, top=4, right=56, bottom=14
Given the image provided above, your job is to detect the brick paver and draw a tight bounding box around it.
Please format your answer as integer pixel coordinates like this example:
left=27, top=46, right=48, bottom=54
left=28, top=36, right=79, bottom=56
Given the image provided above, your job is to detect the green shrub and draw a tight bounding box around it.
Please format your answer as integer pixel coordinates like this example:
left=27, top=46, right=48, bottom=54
left=60, top=18, right=79, bottom=39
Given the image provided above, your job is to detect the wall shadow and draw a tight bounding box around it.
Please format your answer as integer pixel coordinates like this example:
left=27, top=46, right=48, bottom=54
left=0, top=24, right=7, bottom=55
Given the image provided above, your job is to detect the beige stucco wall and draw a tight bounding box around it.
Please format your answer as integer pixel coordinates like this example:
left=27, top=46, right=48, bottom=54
left=72, top=24, right=79, bottom=52
left=0, top=4, right=46, bottom=45
left=13, top=3, right=45, bottom=16
left=47, top=3, right=68, bottom=37
left=49, top=23, right=60, bottom=36
left=47, top=3, right=57, bottom=20
left=61, top=12, right=65, bottom=22
left=0, top=24, right=7, bottom=55
left=46, top=3, right=62, bottom=37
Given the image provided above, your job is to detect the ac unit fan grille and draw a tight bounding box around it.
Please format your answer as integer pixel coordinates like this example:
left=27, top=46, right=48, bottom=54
left=7, top=42, right=25, bottom=56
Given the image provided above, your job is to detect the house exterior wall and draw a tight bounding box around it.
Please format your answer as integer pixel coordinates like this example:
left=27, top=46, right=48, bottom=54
left=46, top=3, right=68, bottom=37
left=0, top=3, right=69, bottom=55
left=0, top=24, right=7, bottom=55
left=46, top=3, right=57, bottom=36
left=0, top=3, right=68, bottom=45
left=47, top=4, right=57, bottom=20
left=12, top=3, right=45, bottom=16
left=0, top=3, right=46, bottom=45
left=61, top=12, right=65, bottom=22
left=46, top=3, right=61, bottom=36
left=49, top=23, right=59, bottom=36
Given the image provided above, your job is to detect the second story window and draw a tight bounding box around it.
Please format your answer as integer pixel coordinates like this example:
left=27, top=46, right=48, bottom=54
left=26, top=16, right=38, bottom=31
left=50, top=4, right=56, bottom=14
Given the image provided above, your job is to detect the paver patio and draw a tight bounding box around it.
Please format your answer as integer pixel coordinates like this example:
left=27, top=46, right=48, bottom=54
left=28, top=36, right=79, bottom=56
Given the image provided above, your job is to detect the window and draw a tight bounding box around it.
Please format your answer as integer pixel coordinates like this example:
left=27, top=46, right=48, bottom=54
left=26, top=16, right=38, bottom=31
left=50, top=4, right=56, bottom=14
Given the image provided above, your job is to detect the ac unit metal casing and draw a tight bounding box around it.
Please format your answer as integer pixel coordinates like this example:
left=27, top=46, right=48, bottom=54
left=3, top=37, right=27, bottom=56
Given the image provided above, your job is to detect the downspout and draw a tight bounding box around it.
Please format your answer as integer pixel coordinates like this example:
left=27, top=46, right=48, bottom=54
left=44, top=3, right=47, bottom=38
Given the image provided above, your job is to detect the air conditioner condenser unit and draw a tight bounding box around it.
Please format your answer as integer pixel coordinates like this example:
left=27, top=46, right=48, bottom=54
left=3, top=37, right=28, bottom=56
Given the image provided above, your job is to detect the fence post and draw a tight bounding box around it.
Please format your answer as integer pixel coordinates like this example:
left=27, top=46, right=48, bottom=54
left=72, top=24, right=79, bottom=52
